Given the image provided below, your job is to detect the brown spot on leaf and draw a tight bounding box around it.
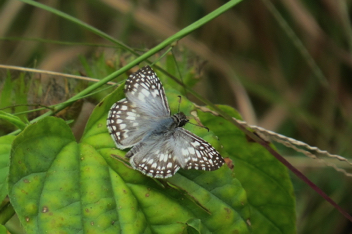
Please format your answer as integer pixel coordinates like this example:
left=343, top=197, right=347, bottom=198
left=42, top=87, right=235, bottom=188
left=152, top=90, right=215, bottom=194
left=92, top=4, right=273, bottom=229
left=21, top=189, right=28, bottom=195
left=246, top=219, right=252, bottom=226
left=224, top=158, right=234, bottom=169
left=42, top=206, right=49, bottom=213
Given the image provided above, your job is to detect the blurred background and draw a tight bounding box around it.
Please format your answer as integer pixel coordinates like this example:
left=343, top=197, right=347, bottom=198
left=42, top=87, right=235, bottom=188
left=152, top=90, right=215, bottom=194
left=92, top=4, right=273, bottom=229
left=0, top=0, right=351, bottom=233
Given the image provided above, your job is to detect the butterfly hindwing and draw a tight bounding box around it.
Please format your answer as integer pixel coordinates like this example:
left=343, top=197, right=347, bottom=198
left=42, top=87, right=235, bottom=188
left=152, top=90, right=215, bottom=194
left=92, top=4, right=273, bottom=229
left=126, top=134, right=181, bottom=178
left=176, top=128, right=224, bottom=171
left=126, top=127, right=224, bottom=178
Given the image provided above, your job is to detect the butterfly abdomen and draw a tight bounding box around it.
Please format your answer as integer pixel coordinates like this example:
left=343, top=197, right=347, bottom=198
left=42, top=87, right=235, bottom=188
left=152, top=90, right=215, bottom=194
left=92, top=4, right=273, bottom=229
left=148, top=117, right=177, bottom=136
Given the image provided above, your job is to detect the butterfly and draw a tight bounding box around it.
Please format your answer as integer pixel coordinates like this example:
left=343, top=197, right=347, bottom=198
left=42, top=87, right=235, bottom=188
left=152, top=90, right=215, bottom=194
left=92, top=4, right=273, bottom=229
left=107, top=65, right=224, bottom=178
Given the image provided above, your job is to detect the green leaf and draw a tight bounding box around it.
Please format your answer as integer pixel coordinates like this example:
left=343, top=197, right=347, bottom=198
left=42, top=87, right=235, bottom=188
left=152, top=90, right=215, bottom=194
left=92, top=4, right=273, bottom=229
left=184, top=218, right=202, bottom=234
left=0, top=135, right=15, bottom=202
left=8, top=76, right=295, bottom=233
left=198, top=105, right=297, bottom=234
left=8, top=84, right=251, bottom=233
left=0, top=111, right=27, bottom=130
left=83, top=84, right=251, bottom=233
left=0, top=224, right=7, bottom=234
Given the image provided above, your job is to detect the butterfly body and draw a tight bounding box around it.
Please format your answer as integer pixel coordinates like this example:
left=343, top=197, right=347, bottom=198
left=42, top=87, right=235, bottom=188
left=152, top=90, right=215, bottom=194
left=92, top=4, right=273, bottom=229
left=107, top=66, right=224, bottom=178
left=148, top=115, right=179, bottom=136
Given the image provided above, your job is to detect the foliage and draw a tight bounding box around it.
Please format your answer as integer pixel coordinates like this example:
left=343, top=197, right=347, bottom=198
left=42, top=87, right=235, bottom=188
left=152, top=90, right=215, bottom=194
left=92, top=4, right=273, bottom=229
left=1, top=0, right=351, bottom=233
left=6, top=82, right=295, bottom=233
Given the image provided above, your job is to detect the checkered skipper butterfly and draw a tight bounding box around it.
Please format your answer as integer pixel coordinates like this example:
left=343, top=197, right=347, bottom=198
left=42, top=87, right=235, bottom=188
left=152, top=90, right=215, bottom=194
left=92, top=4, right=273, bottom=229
left=107, top=66, right=224, bottom=178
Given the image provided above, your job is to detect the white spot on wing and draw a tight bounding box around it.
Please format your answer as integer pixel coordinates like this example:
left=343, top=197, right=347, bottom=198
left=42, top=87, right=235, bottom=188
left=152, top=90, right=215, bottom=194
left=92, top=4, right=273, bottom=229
left=141, top=89, right=150, bottom=96
left=188, top=147, right=195, bottom=155
left=182, top=148, right=189, bottom=156
left=138, top=93, right=145, bottom=102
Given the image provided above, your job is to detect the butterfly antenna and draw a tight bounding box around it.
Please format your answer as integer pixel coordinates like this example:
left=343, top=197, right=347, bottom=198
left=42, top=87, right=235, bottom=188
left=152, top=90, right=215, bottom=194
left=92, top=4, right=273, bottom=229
left=187, top=121, right=210, bottom=132
left=177, top=95, right=182, bottom=113
left=172, top=50, right=188, bottom=97
left=177, top=95, right=209, bottom=132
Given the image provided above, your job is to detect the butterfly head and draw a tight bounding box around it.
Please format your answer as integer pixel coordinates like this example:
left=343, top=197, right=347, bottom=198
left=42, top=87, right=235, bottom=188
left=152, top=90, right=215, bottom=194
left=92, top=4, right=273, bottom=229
left=173, top=112, right=189, bottom=127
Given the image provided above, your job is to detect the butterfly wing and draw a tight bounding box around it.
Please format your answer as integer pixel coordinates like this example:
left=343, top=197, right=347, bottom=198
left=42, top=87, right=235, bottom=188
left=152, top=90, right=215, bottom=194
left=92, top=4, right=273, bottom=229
left=107, top=98, right=155, bottom=149
left=127, top=127, right=224, bottom=178
left=107, top=66, right=171, bottom=149
left=176, top=128, right=224, bottom=171
left=126, top=134, right=181, bottom=178
left=124, top=66, right=170, bottom=117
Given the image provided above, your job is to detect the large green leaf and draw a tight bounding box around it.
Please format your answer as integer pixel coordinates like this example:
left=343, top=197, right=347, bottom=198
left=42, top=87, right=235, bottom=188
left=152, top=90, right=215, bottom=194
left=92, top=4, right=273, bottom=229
left=8, top=83, right=256, bottom=233
left=0, top=135, right=15, bottom=202
left=198, top=106, right=296, bottom=234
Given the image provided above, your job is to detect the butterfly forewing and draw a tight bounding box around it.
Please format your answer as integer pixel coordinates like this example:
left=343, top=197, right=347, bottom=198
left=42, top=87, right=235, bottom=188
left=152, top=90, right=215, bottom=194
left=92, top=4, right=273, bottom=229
left=107, top=66, right=171, bottom=148
left=107, top=65, right=224, bottom=178
left=124, top=66, right=170, bottom=117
